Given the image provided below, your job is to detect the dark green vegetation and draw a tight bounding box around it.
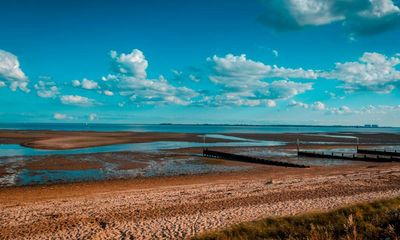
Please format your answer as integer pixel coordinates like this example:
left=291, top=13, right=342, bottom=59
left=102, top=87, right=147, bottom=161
left=194, top=197, right=400, bottom=240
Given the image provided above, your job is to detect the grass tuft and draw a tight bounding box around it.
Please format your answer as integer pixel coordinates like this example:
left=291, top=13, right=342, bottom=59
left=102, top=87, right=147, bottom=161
left=193, top=197, right=400, bottom=240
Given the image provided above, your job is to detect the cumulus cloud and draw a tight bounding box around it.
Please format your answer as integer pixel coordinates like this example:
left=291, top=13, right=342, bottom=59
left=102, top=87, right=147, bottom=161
left=102, top=50, right=199, bottom=106
left=258, top=0, right=400, bottom=35
left=0, top=49, right=29, bottom=92
left=57, top=49, right=399, bottom=110
left=208, top=54, right=271, bottom=91
left=266, top=99, right=277, bottom=107
left=54, top=113, right=70, bottom=120
left=60, top=95, right=96, bottom=107
left=288, top=100, right=309, bottom=109
left=206, top=54, right=315, bottom=107
left=312, top=101, right=326, bottom=111
left=111, top=49, right=148, bottom=78
left=289, top=100, right=326, bottom=111
left=72, top=78, right=99, bottom=90
left=115, top=75, right=198, bottom=106
left=103, top=90, right=114, bottom=96
left=34, top=80, right=59, bottom=98
left=208, top=54, right=317, bottom=89
left=322, top=52, right=400, bottom=93
left=268, top=80, right=313, bottom=99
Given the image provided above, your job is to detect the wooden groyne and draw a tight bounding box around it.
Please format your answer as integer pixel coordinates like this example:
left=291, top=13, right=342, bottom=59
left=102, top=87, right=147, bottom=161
left=357, top=149, right=400, bottom=157
left=298, top=151, right=399, bottom=162
left=203, top=149, right=309, bottom=168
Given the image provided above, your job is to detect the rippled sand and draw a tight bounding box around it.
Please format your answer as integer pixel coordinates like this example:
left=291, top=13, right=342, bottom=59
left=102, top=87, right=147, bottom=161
left=1, top=164, right=400, bottom=239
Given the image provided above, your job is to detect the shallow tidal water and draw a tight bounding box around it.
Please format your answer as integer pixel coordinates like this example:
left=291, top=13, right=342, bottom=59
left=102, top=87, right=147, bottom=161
left=0, top=132, right=389, bottom=187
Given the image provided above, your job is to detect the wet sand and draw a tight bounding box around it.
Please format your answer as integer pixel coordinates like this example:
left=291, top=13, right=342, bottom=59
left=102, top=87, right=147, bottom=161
left=0, top=130, right=210, bottom=150
left=1, top=130, right=399, bottom=150
left=1, top=163, right=400, bottom=239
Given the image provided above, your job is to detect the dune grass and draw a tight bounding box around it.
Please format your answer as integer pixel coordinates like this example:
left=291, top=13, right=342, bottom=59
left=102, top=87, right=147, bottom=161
left=193, top=197, right=400, bottom=240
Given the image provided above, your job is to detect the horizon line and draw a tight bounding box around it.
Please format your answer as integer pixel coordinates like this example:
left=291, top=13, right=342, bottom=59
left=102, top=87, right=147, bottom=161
left=0, top=122, right=394, bottom=128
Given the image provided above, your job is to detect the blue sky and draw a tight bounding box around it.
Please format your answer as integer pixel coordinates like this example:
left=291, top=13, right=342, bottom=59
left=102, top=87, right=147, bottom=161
left=1, top=0, right=400, bottom=126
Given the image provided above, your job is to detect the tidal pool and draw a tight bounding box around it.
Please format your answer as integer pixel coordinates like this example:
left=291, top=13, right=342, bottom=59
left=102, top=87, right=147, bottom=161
left=0, top=138, right=284, bottom=157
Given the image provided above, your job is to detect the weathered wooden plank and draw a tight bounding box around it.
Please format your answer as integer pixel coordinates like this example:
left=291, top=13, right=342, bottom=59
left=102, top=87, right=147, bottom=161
left=203, top=149, right=309, bottom=168
left=357, top=149, right=400, bottom=157
left=298, top=151, right=398, bottom=162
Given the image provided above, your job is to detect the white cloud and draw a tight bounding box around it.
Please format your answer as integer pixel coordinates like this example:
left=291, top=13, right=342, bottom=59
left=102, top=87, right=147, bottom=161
left=329, top=105, right=354, bottom=115
left=88, top=113, right=97, bottom=121
left=288, top=100, right=326, bottom=111
left=272, top=49, right=279, bottom=57
left=54, top=113, right=69, bottom=120
left=198, top=94, right=277, bottom=107
left=111, top=49, right=148, bottom=78
left=103, top=50, right=199, bottom=106
left=81, top=79, right=99, bottom=89
left=197, top=79, right=312, bottom=108
left=312, top=101, right=326, bottom=111
left=268, top=80, right=313, bottom=99
left=288, top=100, right=309, bottom=109
left=266, top=99, right=276, bottom=107
left=322, top=104, right=400, bottom=116
left=172, top=69, right=201, bottom=83
left=323, top=52, right=400, bottom=93
left=72, top=78, right=99, bottom=90
left=359, top=104, right=400, bottom=114
left=72, top=79, right=80, bottom=87
left=0, top=49, right=29, bottom=92
left=103, top=90, right=114, bottom=96
left=0, top=81, right=5, bottom=88
left=101, top=74, right=118, bottom=82
left=60, top=95, right=96, bottom=107
left=34, top=80, right=59, bottom=98
left=205, top=54, right=315, bottom=107
left=118, top=102, right=125, bottom=107
left=208, top=54, right=317, bottom=90
left=117, top=75, right=198, bottom=106
left=359, top=0, right=399, bottom=18
left=189, top=74, right=200, bottom=82
left=272, top=65, right=318, bottom=79
left=258, top=0, right=400, bottom=35
left=208, top=54, right=271, bottom=91
left=172, top=69, right=183, bottom=77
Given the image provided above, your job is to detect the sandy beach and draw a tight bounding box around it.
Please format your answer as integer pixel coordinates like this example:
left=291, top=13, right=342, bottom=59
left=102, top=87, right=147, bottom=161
left=1, top=163, right=400, bottom=239
left=1, top=130, right=400, bottom=239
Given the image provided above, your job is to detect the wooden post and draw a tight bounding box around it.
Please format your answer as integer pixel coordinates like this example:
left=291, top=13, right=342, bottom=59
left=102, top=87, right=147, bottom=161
left=296, top=138, right=300, bottom=154
left=356, top=137, right=359, bottom=151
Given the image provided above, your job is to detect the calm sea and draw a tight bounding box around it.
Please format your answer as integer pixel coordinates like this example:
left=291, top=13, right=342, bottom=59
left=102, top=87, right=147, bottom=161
left=0, top=123, right=399, bottom=133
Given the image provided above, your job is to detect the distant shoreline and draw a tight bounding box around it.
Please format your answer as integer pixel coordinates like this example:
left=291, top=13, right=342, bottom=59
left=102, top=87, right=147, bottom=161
left=0, top=122, right=394, bottom=128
